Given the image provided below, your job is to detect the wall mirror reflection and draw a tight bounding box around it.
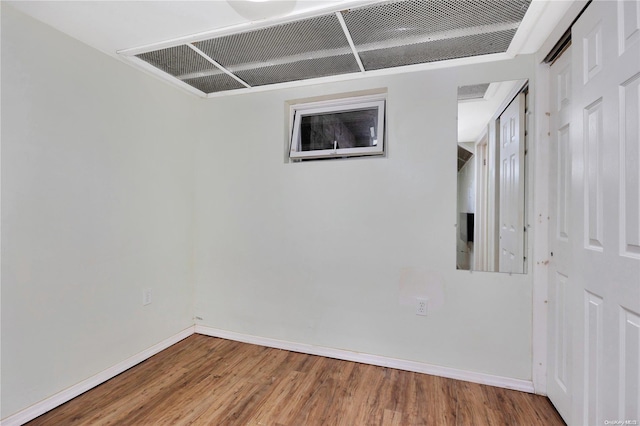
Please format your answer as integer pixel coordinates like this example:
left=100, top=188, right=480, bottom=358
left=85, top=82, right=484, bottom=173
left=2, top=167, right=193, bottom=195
left=457, top=79, right=529, bottom=274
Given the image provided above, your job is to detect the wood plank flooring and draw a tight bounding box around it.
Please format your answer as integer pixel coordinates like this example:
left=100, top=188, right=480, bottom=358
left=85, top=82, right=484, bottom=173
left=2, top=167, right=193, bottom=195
left=26, top=334, right=564, bottom=425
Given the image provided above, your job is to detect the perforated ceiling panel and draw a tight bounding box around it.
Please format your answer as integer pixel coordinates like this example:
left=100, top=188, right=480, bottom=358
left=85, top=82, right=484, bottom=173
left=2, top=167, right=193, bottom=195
left=183, top=73, right=246, bottom=93
left=458, top=83, right=491, bottom=101
left=458, top=146, right=474, bottom=171
left=130, top=0, right=531, bottom=95
left=233, top=54, right=360, bottom=87
left=193, top=14, right=360, bottom=86
left=342, top=0, right=531, bottom=70
left=136, top=45, right=244, bottom=93
left=358, top=28, right=517, bottom=70
left=137, top=45, right=216, bottom=77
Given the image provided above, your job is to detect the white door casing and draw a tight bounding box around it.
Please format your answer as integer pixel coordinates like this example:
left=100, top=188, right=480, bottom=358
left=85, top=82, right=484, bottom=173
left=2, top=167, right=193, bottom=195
left=488, top=119, right=500, bottom=271
left=475, top=131, right=490, bottom=271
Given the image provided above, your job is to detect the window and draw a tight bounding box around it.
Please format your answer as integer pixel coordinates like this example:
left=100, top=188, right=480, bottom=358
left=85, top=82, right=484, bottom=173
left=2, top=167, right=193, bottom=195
left=289, top=94, right=386, bottom=160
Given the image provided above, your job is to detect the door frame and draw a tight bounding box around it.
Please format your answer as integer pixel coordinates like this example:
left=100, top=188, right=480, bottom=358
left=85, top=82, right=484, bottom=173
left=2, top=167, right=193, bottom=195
left=474, top=130, right=489, bottom=271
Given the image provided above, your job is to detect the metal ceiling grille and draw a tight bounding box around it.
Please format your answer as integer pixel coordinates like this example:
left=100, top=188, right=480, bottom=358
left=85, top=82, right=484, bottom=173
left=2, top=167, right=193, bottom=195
left=128, top=0, right=531, bottom=95
left=458, top=146, right=474, bottom=171
left=342, top=0, right=530, bottom=70
left=342, top=0, right=530, bottom=46
left=136, top=45, right=246, bottom=93
left=183, top=73, right=247, bottom=93
left=194, top=14, right=352, bottom=68
left=357, top=29, right=516, bottom=70
left=136, top=45, right=217, bottom=78
left=233, top=54, right=361, bottom=87
left=458, top=83, right=491, bottom=101
left=193, top=14, right=360, bottom=87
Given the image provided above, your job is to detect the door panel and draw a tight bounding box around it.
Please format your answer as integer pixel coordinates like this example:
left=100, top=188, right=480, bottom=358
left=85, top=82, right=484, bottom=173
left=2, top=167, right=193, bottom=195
left=548, top=46, right=573, bottom=424
left=571, top=1, right=640, bottom=423
left=498, top=93, right=525, bottom=273
left=620, top=72, right=640, bottom=259
left=583, top=98, right=604, bottom=251
left=547, top=1, right=640, bottom=424
left=620, top=307, right=640, bottom=421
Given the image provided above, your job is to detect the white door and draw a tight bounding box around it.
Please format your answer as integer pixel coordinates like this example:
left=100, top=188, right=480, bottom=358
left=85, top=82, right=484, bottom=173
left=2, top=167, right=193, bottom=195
left=547, top=44, right=574, bottom=424
left=547, top=1, right=640, bottom=424
left=498, top=93, right=526, bottom=273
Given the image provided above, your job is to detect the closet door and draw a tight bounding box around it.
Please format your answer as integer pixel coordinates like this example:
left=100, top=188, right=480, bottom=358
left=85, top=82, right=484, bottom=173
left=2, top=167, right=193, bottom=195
left=498, top=93, right=526, bottom=274
left=547, top=44, right=573, bottom=424
left=548, top=1, right=640, bottom=424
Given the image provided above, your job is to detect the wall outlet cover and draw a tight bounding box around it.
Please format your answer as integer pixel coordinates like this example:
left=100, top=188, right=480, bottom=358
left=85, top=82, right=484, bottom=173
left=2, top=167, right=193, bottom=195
left=143, top=288, right=152, bottom=306
left=416, top=298, right=428, bottom=316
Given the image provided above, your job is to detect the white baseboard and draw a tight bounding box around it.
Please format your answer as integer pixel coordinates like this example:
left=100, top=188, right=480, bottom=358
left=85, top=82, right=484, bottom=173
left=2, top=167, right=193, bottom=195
left=0, top=326, right=195, bottom=426
left=195, top=325, right=535, bottom=394
left=2, top=324, right=535, bottom=425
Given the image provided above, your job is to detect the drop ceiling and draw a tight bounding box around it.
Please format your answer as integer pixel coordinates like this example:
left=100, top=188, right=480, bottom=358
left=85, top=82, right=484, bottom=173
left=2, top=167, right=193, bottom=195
left=7, top=0, right=576, bottom=98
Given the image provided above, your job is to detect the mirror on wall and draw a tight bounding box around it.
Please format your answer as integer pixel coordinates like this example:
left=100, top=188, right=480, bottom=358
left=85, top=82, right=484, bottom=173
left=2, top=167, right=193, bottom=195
left=456, top=79, right=528, bottom=274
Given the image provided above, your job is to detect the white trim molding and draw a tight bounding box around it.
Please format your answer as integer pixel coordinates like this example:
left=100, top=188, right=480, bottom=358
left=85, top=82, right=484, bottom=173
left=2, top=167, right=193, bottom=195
left=2, top=324, right=536, bottom=425
left=195, top=325, right=535, bottom=394
left=530, top=59, right=550, bottom=397
left=0, top=327, right=195, bottom=426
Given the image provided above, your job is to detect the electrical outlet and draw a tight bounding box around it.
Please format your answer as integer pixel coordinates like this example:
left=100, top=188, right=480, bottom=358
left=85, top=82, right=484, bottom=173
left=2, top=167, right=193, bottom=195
left=416, top=298, right=428, bottom=316
left=143, top=288, right=152, bottom=306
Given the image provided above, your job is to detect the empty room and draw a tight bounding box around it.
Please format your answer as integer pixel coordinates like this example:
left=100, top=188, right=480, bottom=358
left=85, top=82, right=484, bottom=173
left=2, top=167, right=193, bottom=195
left=2, top=0, right=639, bottom=425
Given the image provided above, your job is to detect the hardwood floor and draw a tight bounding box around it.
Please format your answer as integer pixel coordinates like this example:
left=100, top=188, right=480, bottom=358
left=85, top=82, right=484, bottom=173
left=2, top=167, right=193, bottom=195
left=27, top=334, right=564, bottom=425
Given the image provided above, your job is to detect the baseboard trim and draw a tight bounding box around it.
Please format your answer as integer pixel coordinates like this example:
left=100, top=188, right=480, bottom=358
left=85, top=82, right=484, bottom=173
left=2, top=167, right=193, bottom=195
left=195, top=325, right=535, bottom=394
left=2, top=324, right=534, bottom=425
left=1, top=326, right=195, bottom=426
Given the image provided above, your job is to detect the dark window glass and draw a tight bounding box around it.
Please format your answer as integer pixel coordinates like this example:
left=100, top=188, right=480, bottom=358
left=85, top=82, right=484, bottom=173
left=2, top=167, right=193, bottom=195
left=299, top=108, right=379, bottom=152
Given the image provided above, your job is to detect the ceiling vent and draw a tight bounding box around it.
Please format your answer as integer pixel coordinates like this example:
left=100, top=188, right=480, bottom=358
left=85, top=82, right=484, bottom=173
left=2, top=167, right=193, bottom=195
left=132, top=0, right=531, bottom=96
left=457, top=83, right=491, bottom=101
left=192, top=14, right=360, bottom=87
left=457, top=145, right=474, bottom=171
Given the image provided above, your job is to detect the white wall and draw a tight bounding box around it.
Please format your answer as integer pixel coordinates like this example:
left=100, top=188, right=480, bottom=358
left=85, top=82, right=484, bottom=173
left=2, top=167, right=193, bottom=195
left=1, top=5, right=196, bottom=418
left=194, top=55, right=537, bottom=380
left=1, top=3, right=545, bottom=418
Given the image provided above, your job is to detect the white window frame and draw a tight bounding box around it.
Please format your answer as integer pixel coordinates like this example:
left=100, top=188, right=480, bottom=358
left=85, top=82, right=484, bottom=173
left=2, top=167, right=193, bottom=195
left=289, top=94, right=386, bottom=160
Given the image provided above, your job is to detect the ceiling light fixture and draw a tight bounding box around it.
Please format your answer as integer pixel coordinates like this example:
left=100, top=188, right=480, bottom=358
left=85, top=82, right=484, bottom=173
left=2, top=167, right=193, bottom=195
left=227, top=0, right=297, bottom=21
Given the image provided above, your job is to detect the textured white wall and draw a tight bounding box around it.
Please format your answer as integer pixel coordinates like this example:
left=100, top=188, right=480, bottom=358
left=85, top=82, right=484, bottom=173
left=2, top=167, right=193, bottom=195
left=1, top=5, right=196, bottom=418
left=193, top=55, right=537, bottom=380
